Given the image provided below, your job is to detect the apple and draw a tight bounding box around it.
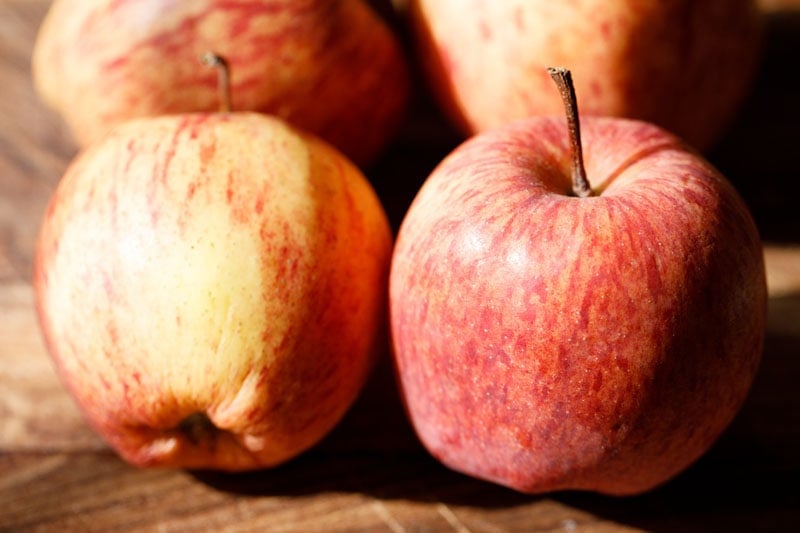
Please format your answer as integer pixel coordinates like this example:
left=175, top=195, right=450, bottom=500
left=32, top=0, right=411, bottom=167
left=405, top=0, right=763, bottom=151
left=389, top=68, right=766, bottom=495
left=33, top=56, right=393, bottom=470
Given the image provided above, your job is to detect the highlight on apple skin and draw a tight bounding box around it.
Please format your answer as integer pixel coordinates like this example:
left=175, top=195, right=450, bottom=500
left=388, top=91, right=767, bottom=495
left=32, top=0, right=411, bottom=167
left=33, top=111, right=393, bottom=471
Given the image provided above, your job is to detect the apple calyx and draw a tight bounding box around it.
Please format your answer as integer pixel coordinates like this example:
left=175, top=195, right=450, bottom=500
left=201, top=51, right=233, bottom=113
left=178, top=412, right=219, bottom=445
left=547, top=67, right=593, bottom=198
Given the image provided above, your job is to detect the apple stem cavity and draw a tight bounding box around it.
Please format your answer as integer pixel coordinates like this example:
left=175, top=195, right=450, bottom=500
left=202, top=51, right=233, bottom=113
left=547, top=67, right=593, bottom=198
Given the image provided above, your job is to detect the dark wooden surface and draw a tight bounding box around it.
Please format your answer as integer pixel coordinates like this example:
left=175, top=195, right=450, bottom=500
left=2, top=1, right=799, bottom=531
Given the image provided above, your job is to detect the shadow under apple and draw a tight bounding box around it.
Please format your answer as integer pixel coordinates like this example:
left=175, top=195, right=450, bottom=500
left=189, top=345, right=536, bottom=506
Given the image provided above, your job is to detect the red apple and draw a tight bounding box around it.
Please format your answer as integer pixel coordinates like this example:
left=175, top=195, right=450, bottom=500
left=405, top=0, right=763, bottom=151
left=33, top=58, right=393, bottom=470
left=32, top=0, right=410, bottom=167
left=389, top=68, right=766, bottom=495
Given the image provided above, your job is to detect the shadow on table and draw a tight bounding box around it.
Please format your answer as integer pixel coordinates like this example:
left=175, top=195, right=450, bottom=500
left=189, top=346, right=533, bottom=507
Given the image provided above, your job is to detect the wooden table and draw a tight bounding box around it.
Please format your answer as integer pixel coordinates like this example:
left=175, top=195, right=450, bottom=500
left=2, top=2, right=799, bottom=531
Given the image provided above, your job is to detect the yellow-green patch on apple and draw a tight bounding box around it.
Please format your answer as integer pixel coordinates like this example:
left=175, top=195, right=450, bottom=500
left=34, top=109, right=393, bottom=471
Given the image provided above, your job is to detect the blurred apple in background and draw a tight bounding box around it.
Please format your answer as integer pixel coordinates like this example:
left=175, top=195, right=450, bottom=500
left=389, top=68, right=767, bottom=495
left=405, top=0, right=763, bottom=151
left=32, top=0, right=410, bottom=167
left=757, top=0, right=800, bottom=10
left=33, top=58, right=393, bottom=469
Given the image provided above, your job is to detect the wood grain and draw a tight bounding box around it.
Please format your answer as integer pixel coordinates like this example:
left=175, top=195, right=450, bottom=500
left=2, top=1, right=799, bottom=531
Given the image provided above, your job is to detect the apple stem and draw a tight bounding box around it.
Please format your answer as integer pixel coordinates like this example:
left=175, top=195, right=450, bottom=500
left=201, top=52, right=232, bottom=113
left=547, top=67, right=593, bottom=198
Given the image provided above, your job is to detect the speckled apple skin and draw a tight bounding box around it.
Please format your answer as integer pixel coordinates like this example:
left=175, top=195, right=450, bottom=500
left=408, top=0, right=762, bottom=151
left=34, top=113, right=393, bottom=471
left=32, top=0, right=410, bottom=167
left=389, top=116, right=766, bottom=495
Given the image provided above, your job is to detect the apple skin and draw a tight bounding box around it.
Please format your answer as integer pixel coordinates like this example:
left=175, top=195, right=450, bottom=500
left=389, top=116, right=766, bottom=495
left=33, top=112, right=393, bottom=470
left=32, top=0, right=410, bottom=167
left=406, top=0, right=762, bottom=151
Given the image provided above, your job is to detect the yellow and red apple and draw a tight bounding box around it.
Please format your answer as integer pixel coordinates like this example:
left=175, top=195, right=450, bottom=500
left=34, top=109, right=393, bottom=470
